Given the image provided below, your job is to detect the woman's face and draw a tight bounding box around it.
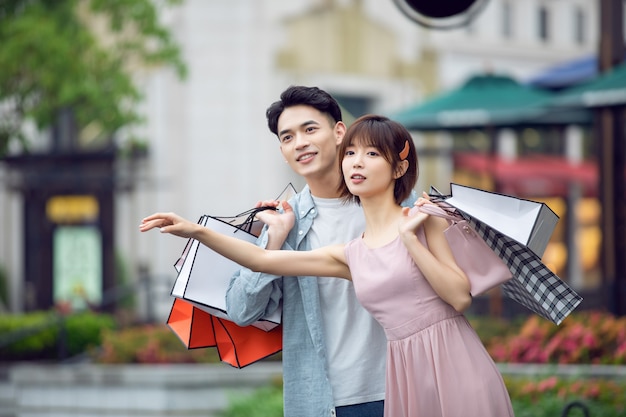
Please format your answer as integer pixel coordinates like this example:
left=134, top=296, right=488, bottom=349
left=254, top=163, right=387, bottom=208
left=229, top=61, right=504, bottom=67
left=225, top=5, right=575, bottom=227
left=342, top=141, right=395, bottom=200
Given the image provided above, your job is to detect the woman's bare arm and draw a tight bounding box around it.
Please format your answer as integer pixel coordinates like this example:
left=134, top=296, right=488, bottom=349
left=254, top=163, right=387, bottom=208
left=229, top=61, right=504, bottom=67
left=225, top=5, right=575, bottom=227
left=140, top=212, right=351, bottom=280
left=399, top=208, right=471, bottom=312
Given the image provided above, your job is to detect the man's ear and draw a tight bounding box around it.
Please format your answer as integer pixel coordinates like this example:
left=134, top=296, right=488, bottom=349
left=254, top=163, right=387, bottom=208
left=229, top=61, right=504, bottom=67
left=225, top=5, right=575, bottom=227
left=334, top=121, right=347, bottom=145
left=394, top=160, right=409, bottom=179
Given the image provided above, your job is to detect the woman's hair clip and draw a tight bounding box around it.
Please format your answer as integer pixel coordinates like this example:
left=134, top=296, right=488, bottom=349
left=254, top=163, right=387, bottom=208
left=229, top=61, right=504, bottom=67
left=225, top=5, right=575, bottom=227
left=399, top=140, right=410, bottom=160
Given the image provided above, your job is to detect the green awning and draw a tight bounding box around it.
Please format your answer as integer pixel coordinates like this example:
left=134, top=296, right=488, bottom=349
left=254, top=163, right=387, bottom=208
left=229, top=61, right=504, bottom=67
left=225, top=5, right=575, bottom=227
left=390, top=73, right=590, bottom=131
left=551, top=61, right=626, bottom=108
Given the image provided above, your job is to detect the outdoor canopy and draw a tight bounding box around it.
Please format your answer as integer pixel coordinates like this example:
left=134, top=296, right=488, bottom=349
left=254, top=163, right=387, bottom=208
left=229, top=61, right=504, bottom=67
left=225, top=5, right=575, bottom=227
left=550, top=60, right=626, bottom=108
left=390, top=73, right=591, bottom=131
left=527, top=55, right=597, bottom=90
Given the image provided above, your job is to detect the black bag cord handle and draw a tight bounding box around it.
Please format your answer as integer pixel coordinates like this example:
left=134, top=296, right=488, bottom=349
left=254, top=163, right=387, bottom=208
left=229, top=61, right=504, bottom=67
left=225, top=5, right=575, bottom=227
left=213, top=183, right=296, bottom=234
left=228, top=206, right=277, bottom=234
left=209, top=204, right=280, bottom=234
left=416, top=203, right=465, bottom=224
left=427, top=193, right=465, bottom=219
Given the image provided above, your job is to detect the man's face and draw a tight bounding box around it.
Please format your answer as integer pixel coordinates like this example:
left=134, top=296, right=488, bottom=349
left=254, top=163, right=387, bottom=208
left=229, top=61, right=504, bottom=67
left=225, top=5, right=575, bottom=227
left=277, top=105, right=345, bottom=181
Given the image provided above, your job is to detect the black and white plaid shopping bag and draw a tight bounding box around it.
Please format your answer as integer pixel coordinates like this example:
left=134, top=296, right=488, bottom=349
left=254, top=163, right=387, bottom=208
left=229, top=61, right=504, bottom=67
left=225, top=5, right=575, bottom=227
left=428, top=186, right=583, bottom=325
left=466, top=215, right=582, bottom=325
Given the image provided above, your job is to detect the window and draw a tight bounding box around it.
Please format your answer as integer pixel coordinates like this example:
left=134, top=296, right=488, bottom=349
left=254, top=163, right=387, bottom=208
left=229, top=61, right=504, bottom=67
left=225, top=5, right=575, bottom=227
left=574, top=6, right=585, bottom=45
left=502, top=2, right=513, bottom=39
left=538, top=5, right=550, bottom=42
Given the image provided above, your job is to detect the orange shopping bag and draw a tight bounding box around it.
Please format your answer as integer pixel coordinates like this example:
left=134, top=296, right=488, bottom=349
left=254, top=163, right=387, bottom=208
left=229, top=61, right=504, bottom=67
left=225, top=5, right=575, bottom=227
left=167, top=298, right=282, bottom=368
left=167, top=297, right=217, bottom=349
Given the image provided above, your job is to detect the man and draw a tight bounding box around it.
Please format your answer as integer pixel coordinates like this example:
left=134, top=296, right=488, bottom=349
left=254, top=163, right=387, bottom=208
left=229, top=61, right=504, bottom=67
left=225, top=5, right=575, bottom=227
left=226, top=86, right=414, bottom=417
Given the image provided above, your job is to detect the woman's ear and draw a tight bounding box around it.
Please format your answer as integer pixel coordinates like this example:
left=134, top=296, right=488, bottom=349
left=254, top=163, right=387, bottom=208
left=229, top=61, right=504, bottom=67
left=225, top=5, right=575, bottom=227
left=394, top=160, right=409, bottom=179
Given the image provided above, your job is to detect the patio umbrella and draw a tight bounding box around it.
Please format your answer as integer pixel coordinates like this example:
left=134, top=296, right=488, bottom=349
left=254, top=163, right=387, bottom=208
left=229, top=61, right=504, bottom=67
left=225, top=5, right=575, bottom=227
left=453, top=153, right=598, bottom=198
left=528, top=55, right=598, bottom=90
left=551, top=61, right=626, bottom=108
left=391, top=73, right=590, bottom=131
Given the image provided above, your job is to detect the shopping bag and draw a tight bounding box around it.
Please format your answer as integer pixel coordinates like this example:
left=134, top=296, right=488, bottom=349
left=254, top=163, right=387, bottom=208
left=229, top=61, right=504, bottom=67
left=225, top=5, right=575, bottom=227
left=415, top=204, right=512, bottom=296
left=171, top=183, right=296, bottom=331
left=444, top=183, right=559, bottom=257
left=167, top=297, right=216, bottom=348
left=429, top=184, right=582, bottom=325
left=171, top=213, right=281, bottom=330
left=166, top=298, right=282, bottom=368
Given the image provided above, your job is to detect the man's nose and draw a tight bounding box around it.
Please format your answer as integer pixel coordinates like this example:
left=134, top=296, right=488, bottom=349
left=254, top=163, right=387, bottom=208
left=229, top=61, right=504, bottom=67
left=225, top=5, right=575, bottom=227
left=294, top=133, right=310, bottom=149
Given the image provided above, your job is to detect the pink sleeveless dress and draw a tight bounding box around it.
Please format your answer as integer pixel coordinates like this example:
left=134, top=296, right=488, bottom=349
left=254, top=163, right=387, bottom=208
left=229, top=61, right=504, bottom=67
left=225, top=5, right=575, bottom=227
left=344, top=227, right=514, bottom=417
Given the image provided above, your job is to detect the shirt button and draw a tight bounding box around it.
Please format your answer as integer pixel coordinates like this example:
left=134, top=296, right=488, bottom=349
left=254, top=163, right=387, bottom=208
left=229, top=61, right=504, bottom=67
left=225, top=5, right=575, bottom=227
left=330, top=410, right=336, bottom=416
left=298, top=230, right=304, bottom=235
left=300, top=210, right=305, bottom=215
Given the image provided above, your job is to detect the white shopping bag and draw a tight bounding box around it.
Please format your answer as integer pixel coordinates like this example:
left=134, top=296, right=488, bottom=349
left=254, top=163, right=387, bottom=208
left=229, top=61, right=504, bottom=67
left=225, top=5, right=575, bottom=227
left=171, top=183, right=296, bottom=331
left=172, top=214, right=281, bottom=331
left=445, top=183, right=559, bottom=257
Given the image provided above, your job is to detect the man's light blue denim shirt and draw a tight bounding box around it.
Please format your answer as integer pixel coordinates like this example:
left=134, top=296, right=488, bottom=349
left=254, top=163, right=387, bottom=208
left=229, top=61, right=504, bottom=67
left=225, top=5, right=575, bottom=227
left=226, top=185, right=417, bottom=417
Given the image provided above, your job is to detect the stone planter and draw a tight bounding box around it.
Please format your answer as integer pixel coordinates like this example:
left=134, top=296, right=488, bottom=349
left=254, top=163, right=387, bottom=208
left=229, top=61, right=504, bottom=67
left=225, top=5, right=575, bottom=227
left=1, top=362, right=283, bottom=417
left=498, top=363, right=626, bottom=380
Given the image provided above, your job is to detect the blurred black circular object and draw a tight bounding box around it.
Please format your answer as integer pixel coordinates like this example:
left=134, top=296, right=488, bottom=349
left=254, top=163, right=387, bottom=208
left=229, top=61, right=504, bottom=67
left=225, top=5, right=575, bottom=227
left=393, top=0, right=490, bottom=29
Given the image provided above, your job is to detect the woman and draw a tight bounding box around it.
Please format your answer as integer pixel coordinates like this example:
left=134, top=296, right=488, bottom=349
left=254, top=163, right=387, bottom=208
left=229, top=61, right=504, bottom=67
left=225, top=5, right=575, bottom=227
left=140, top=115, right=514, bottom=417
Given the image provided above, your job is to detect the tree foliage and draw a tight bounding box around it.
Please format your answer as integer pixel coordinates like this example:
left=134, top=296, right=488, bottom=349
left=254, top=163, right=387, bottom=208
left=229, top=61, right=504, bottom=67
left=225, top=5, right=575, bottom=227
left=0, top=0, right=186, bottom=156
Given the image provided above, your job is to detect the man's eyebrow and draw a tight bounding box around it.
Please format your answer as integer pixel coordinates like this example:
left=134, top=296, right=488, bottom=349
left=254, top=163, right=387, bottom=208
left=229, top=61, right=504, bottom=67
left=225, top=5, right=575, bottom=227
left=278, top=120, right=320, bottom=137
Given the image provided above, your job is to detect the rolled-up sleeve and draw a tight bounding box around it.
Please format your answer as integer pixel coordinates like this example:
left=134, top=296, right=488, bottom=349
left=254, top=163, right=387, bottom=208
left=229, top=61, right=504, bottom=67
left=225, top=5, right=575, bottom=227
left=225, top=228, right=285, bottom=326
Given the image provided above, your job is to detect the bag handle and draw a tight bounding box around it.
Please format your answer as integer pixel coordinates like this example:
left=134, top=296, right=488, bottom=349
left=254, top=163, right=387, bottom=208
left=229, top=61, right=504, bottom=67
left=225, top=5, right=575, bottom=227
left=227, top=183, right=296, bottom=233
left=231, top=206, right=276, bottom=234
left=413, top=203, right=463, bottom=223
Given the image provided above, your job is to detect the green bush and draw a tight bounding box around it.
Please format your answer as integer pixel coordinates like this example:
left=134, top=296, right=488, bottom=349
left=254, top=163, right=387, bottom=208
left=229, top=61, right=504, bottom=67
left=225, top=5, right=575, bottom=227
left=220, top=384, right=283, bottom=417
left=505, top=376, right=626, bottom=417
left=94, top=324, right=223, bottom=364
left=63, top=311, right=116, bottom=356
left=0, top=310, right=115, bottom=361
left=92, top=322, right=282, bottom=364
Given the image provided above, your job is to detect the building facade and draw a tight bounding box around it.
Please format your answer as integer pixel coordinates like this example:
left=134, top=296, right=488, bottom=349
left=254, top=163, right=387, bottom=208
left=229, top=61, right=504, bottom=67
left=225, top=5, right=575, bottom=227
left=0, top=0, right=598, bottom=317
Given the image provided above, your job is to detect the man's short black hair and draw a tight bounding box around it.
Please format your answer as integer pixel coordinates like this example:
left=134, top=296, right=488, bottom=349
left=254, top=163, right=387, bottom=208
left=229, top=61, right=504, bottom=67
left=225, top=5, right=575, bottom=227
left=266, top=86, right=343, bottom=136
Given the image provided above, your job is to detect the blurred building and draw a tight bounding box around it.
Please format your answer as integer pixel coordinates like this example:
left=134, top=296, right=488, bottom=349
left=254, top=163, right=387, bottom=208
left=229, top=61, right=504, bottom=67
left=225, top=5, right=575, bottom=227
left=0, top=0, right=599, bottom=318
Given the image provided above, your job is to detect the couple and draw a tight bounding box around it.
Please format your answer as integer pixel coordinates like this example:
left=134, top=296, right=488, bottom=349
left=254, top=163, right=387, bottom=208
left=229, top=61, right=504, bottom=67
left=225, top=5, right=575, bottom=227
left=140, top=86, right=514, bottom=417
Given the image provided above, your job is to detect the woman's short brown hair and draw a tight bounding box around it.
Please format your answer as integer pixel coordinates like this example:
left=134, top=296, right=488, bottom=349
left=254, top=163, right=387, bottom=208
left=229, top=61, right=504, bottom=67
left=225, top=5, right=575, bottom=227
left=337, top=114, right=418, bottom=205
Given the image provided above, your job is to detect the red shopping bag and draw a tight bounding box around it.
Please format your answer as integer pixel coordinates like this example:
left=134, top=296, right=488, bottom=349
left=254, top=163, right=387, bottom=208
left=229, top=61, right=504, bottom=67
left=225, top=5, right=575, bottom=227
left=167, top=298, right=217, bottom=349
left=167, top=295, right=283, bottom=368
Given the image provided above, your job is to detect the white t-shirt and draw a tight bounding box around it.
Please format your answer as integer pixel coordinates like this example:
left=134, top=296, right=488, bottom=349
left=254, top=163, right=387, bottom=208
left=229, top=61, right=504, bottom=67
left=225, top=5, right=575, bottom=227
left=309, top=196, right=387, bottom=406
